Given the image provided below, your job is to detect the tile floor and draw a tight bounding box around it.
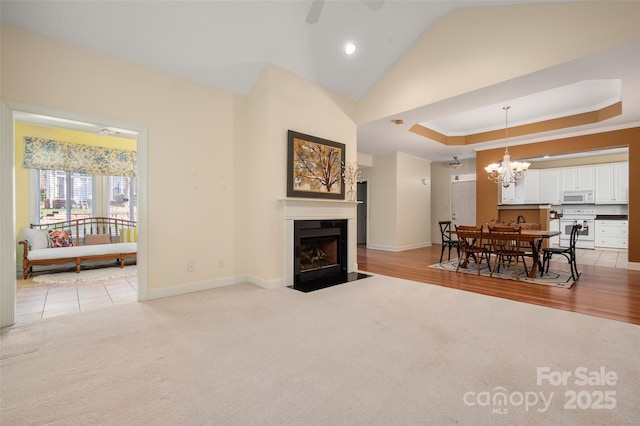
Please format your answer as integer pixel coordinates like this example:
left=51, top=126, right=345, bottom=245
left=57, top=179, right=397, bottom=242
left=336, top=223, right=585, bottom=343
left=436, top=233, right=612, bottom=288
left=15, top=274, right=137, bottom=324
left=572, top=248, right=628, bottom=269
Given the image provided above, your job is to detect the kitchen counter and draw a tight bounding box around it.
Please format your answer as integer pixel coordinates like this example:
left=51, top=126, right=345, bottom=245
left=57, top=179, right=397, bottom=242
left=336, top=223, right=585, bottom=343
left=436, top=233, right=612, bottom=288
left=498, top=204, right=552, bottom=210
left=596, top=215, right=628, bottom=220
left=497, top=204, right=551, bottom=231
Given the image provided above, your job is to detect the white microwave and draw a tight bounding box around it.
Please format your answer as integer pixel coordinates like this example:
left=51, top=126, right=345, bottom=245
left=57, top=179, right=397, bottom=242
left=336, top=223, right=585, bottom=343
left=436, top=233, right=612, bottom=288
left=562, top=190, right=594, bottom=204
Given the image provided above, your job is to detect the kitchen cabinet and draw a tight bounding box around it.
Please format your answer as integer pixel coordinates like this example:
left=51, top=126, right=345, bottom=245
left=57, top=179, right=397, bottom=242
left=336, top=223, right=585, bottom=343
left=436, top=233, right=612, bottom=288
left=595, top=162, right=628, bottom=204
left=521, top=169, right=540, bottom=204
left=540, top=169, right=561, bottom=204
left=562, top=166, right=595, bottom=191
left=500, top=180, right=517, bottom=204
left=595, top=220, right=628, bottom=249
left=499, top=170, right=539, bottom=204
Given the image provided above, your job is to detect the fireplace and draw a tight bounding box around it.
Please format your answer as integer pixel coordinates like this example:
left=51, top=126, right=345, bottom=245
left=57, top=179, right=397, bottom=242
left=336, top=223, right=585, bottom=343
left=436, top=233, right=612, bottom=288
left=294, top=219, right=347, bottom=291
left=281, top=198, right=368, bottom=292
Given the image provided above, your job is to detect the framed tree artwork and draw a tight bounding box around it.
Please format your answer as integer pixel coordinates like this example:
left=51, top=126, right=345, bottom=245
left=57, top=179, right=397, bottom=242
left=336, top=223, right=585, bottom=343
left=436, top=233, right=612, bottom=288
left=287, top=130, right=345, bottom=199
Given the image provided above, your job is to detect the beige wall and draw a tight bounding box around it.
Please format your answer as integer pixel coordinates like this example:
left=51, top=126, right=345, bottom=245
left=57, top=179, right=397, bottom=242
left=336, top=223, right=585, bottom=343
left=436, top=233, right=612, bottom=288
left=2, top=25, right=357, bottom=293
left=244, top=64, right=357, bottom=284
left=397, top=153, right=431, bottom=249
left=2, top=25, right=239, bottom=292
left=361, top=153, right=431, bottom=251
left=360, top=155, right=397, bottom=249
left=356, top=1, right=640, bottom=124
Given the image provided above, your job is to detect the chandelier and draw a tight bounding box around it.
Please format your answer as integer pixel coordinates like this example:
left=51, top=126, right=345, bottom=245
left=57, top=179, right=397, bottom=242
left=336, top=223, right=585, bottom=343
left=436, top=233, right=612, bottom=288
left=484, top=106, right=531, bottom=188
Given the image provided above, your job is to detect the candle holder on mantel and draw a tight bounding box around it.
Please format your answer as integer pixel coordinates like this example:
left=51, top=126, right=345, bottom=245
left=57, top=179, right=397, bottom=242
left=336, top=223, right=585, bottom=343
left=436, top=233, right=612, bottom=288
left=342, top=162, right=361, bottom=202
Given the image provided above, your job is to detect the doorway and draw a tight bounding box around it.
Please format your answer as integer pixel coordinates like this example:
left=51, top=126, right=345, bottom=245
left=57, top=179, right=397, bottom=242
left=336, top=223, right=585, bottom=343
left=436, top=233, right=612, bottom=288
left=357, top=181, right=367, bottom=245
left=0, top=101, right=148, bottom=327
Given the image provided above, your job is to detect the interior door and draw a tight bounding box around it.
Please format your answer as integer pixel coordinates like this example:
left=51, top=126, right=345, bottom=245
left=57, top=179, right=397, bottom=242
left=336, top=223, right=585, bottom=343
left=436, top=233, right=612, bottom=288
left=451, top=180, right=476, bottom=228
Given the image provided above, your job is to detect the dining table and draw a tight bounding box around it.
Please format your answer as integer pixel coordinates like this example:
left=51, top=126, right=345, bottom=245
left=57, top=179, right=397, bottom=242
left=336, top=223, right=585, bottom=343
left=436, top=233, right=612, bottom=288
left=516, top=229, right=562, bottom=277
left=451, top=228, right=561, bottom=278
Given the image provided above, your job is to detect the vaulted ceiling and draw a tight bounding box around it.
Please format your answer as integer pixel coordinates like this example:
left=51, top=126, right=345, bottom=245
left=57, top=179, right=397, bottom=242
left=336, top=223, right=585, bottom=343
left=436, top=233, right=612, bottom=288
left=2, top=1, right=639, bottom=162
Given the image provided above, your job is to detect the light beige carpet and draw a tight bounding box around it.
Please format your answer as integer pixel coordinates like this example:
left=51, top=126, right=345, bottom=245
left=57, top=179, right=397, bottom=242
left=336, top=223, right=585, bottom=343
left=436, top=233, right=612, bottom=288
left=1, top=274, right=638, bottom=425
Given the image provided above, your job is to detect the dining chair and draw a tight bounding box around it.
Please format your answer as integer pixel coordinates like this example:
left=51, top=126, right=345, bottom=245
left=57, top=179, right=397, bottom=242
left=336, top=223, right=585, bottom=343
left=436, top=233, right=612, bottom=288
left=438, top=221, right=460, bottom=263
left=542, top=223, right=582, bottom=280
left=455, top=225, right=491, bottom=275
left=488, top=226, right=529, bottom=281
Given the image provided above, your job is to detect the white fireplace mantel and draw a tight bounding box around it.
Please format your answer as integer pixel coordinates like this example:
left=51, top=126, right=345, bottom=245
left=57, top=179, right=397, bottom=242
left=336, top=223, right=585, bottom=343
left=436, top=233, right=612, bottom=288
left=280, top=198, right=358, bottom=287
left=281, top=198, right=359, bottom=219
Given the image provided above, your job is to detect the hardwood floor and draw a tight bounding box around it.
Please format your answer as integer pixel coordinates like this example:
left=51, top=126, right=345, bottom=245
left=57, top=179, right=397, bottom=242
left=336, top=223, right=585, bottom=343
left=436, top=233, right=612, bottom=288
left=357, top=244, right=640, bottom=326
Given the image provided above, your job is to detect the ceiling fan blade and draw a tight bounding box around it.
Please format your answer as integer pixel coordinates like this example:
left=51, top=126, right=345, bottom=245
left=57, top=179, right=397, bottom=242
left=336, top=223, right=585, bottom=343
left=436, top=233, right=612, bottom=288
left=361, top=0, right=384, bottom=12
left=306, top=0, right=325, bottom=24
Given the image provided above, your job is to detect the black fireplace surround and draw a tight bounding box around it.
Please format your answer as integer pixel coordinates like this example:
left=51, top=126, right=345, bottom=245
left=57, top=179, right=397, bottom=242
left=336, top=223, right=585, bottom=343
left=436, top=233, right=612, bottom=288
left=293, top=219, right=348, bottom=292
left=292, top=219, right=369, bottom=292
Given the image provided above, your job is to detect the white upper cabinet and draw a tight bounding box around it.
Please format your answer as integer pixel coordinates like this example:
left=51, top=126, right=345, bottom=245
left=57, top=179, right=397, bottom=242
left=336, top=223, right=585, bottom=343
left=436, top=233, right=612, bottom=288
left=521, top=169, right=540, bottom=204
left=540, top=169, right=562, bottom=204
left=500, top=180, right=517, bottom=204
left=498, top=162, right=628, bottom=206
left=595, top=162, right=629, bottom=204
left=561, top=166, right=595, bottom=191
left=499, top=170, right=539, bottom=204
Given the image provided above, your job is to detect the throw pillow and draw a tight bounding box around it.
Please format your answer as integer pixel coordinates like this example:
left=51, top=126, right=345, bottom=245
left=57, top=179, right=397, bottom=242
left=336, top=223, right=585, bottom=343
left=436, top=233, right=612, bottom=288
left=49, top=230, right=73, bottom=248
left=120, top=227, right=137, bottom=243
left=23, top=228, right=50, bottom=250
left=85, top=234, right=112, bottom=245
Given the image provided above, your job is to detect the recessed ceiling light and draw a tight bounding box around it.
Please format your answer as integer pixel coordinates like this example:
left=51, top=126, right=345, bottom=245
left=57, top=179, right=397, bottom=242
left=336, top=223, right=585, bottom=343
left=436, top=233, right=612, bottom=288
left=344, top=42, right=356, bottom=55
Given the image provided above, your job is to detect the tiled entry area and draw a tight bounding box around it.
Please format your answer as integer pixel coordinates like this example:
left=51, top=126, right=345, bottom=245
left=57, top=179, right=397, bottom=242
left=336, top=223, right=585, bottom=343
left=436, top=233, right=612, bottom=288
left=574, top=248, right=628, bottom=269
left=16, top=276, right=137, bottom=324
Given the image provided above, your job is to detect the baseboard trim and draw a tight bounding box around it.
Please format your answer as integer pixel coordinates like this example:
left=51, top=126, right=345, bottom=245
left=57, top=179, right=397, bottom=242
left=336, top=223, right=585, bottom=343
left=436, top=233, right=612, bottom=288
left=627, top=261, right=640, bottom=271
left=146, top=274, right=248, bottom=300
left=247, top=275, right=285, bottom=289
left=366, top=242, right=431, bottom=252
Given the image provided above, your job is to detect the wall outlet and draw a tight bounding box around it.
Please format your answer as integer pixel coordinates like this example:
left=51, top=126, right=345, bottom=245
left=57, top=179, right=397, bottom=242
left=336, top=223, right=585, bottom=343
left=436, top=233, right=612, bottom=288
left=218, top=257, right=224, bottom=268
left=187, top=261, right=196, bottom=272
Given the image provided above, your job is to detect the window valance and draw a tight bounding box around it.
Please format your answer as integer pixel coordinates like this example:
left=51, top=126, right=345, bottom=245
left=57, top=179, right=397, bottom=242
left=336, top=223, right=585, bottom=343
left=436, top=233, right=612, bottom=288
left=23, top=136, right=137, bottom=177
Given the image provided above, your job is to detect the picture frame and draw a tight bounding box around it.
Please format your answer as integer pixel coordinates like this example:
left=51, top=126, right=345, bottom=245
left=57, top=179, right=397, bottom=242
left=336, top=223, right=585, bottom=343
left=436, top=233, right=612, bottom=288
left=287, top=130, right=345, bottom=199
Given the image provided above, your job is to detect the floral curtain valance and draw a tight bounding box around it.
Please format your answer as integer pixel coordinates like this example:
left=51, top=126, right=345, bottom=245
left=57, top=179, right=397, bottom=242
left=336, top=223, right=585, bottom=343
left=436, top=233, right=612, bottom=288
left=23, top=137, right=137, bottom=177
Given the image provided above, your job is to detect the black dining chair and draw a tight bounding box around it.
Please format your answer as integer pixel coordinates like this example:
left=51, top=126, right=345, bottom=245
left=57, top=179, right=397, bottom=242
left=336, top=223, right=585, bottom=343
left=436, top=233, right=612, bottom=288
left=438, top=221, right=460, bottom=263
left=542, top=223, right=582, bottom=280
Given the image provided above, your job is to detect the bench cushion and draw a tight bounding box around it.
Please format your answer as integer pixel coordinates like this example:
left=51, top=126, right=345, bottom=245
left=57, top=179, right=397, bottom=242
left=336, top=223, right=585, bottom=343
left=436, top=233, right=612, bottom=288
left=27, top=243, right=137, bottom=261
left=23, top=228, right=50, bottom=250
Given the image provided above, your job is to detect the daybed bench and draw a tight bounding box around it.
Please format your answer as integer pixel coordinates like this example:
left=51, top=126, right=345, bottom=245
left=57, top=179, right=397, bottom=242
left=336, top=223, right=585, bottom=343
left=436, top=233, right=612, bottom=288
left=19, top=217, right=137, bottom=279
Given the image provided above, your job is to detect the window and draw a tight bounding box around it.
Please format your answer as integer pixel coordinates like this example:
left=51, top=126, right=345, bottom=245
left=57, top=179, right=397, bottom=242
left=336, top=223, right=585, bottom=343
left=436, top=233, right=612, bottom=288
left=107, top=176, right=137, bottom=220
left=35, top=171, right=137, bottom=224
left=37, top=170, right=93, bottom=224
